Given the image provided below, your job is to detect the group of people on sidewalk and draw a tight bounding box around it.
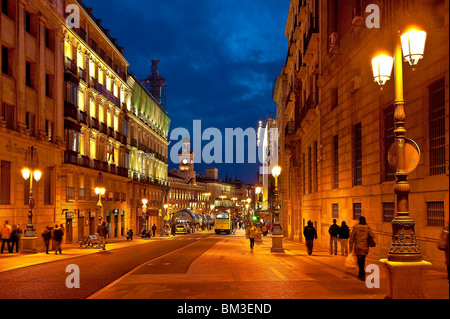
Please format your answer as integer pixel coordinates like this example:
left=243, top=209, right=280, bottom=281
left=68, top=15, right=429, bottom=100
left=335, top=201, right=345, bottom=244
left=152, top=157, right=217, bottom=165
left=303, top=216, right=375, bottom=281
left=1, top=221, right=23, bottom=254
left=41, top=224, right=66, bottom=254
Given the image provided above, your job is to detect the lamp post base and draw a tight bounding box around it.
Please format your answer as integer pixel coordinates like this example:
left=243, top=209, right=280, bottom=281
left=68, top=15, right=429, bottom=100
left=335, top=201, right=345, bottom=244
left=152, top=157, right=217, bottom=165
left=271, top=235, right=284, bottom=253
left=380, top=259, right=432, bottom=299
left=21, top=237, right=38, bottom=254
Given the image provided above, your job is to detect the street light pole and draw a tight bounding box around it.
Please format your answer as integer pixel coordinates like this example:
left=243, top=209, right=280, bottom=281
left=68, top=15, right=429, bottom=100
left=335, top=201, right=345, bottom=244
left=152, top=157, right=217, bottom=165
left=21, top=146, right=42, bottom=254
left=372, top=26, right=431, bottom=298
left=271, top=166, right=284, bottom=253
left=255, top=186, right=262, bottom=243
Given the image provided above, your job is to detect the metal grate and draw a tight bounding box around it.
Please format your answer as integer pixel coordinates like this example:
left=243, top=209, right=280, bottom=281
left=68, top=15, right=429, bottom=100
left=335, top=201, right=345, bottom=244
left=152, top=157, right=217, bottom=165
left=353, top=203, right=362, bottom=220
left=429, top=78, right=446, bottom=176
left=426, top=202, right=445, bottom=227
left=332, top=203, right=339, bottom=219
left=353, top=123, right=362, bottom=186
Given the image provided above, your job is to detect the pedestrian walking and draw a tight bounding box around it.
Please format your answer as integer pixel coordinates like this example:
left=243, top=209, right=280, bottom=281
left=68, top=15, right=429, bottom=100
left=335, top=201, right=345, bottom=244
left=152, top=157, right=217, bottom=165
left=437, top=221, right=449, bottom=282
left=349, top=216, right=375, bottom=281
left=328, top=219, right=339, bottom=255
left=53, top=224, right=64, bottom=255
left=248, top=222, right=257, bottom=252
left=1, top=220, right=12, bottom=253
left=97, top=221, right=108, bottom=250
left=171, top=223, right=176, bottom=236
left=41, top=226, right=52, bottom=254
left=303, top=220, right=318, bottom=255
left=338, top=221, right=350, bottom=256
left=10, top=224, right=23, bottom=253
left=151, top=224, right=157, bottom=237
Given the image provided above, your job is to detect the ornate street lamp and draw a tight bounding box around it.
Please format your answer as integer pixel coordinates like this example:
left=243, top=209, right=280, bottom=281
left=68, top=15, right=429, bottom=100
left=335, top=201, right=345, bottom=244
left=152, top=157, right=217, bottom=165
left=21, top=146, right=42, bottom=253
left=271, top=165, right=284, bottom=253
left=142, top=198, right=148, bottom=230
left=371, top=26, right=430, bottom=299
left=95, top=172, right=106, bottom=225
left=254, top=186, right=262, bottom=243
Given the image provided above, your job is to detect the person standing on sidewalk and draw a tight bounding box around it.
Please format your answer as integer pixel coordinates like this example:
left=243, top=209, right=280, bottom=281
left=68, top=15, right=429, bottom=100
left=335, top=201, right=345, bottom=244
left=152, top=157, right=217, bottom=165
left=97, top=222, right=108, bottom=251
left=248, top=222, right=257, bottom=252
left=303, top=221, right=318, bottom=255
left=328, top=219, right=340, bottom=255
left=349, top=216, right=375, bottom=281
left=10, top=224, right=23, bottom=253
left=151, top=224, right=157, bottom=237
left=1, top=220, right=12, bottom=254
left=53, top=225, right=64, bottom=255
left=338, top=221, right=350, bottom=256
left=42, top=226, right=52, bottom=254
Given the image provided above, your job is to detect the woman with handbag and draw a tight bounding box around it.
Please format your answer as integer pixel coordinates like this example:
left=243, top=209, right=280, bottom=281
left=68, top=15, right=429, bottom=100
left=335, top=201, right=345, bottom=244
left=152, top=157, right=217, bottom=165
left=349, top=216, right=375, bottom=281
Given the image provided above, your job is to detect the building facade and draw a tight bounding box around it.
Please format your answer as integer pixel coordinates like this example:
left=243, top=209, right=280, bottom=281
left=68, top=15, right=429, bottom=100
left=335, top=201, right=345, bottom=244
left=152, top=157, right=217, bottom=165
left=0, top=0, right=171, bottom=248
left=275, top=0, right=449, bottom=269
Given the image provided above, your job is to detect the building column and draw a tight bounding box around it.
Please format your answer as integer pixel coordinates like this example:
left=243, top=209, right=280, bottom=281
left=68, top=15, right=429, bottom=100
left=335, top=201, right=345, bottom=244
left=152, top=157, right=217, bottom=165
left=54, top=28, right=65, bottom=146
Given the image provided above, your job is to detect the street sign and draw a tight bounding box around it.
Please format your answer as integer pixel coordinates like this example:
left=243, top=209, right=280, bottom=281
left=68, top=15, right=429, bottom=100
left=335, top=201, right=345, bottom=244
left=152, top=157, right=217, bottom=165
left=388, top=138, right=421, bottom=174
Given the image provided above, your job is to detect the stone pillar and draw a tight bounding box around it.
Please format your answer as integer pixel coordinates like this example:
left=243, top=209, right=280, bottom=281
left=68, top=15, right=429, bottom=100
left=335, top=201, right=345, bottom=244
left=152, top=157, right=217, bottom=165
left=54, top=28, right=65, bottom=146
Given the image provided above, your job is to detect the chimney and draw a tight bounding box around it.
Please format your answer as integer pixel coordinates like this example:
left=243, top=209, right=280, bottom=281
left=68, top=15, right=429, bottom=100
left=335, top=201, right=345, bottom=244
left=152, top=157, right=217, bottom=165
left=112, top=38, right=117, bottom=46
left=88, top=8, right=93, bottom=16
left=119, top=47, right=124, bottom=55
left=105, top=29, right=110, bottom=37
left=97, top=19, right=102, bottom=27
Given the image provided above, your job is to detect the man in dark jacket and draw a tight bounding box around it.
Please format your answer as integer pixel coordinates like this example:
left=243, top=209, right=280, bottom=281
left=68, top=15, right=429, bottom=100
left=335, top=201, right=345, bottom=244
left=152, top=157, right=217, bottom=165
left=338, top=221, right=350, bottom=256
left=151, top=224, right=157, bottom=237
left=328, top=219, right=340, bottom=255
left=303, top=221, right=318, bottom=255
left=97, top=222, right=108, bottom=250
left=53, top=225, right=64, bottom=255
left=41, top=226, right=52, bottom=254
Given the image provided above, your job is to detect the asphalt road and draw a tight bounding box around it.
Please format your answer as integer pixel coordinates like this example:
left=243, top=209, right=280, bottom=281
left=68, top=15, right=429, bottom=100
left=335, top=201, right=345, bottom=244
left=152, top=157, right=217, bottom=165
left=0, top=233, right=219, bottom=299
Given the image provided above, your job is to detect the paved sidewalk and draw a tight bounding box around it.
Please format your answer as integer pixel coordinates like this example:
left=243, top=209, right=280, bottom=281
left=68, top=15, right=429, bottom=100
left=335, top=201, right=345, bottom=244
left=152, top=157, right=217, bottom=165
left=90, top=229, right=449, bottom=299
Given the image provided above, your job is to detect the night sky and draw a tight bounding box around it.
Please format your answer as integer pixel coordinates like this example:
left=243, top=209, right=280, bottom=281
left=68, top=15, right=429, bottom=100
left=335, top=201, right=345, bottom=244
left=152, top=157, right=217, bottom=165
left=84, top=0, right=290, bottom=184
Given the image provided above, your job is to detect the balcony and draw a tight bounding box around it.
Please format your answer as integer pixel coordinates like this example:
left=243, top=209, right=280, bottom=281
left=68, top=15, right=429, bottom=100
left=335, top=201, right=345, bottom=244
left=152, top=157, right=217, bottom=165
left=78, top=67, right=87, bottom=82
left=304, top=15, right=320, bottom=64
left=108, top=126, right=114, bottom=138
left=80, top=155, right=91, bottom=168
left=117, top=166, right=129, bottom=178
left=64, top=150, right=78, bottom=165
left=64, top=102, right=78, bottom=120
left=90, top=76, right=98, bottom=91
left=131, top=138, right=138, bottom=148
left=79, top=110, right=88, bottom=124
left=100, top=122, right=108, bottom=134
left=64, top=57, right=77, bottom=75
left=90, top=117, right=99, bottom=130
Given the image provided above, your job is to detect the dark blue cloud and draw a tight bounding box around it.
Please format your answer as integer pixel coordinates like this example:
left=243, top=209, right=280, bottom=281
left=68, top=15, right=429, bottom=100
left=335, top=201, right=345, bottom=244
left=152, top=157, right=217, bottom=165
left=83, top=0, right=289, bottom=183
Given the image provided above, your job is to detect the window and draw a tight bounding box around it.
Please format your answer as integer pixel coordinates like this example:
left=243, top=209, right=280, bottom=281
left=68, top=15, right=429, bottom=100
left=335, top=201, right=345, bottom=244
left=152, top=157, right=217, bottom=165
left=0, top=161, right=11, bottom=205
left=333, top=135, right=339, bottom=189
left=26, top=61, right=36, bottom=89
left=353, top=123, right=362, bottom=186
left=330, top=87, right=338, bottom=109
left=353, top=203, right=362, bottom=220
left=45, top=28, right=55, bottom=51
left=45, top=74, right=54, bottom=98
left=45, top=120, right=53, bottom=142
left=2, top=46, right=12, bottom=76
left=426, top=202, right=445, bottom=227
left=302, top=153, right=306, bottom=195
left=44, top=167, right=53, bottom=205
left=314, top=141, right=318, bottom=192
left=25, top=112, right=35, bottom=136
left=308, top=147, right=312, bottom=194
left=64, top=81, right=78, bottom=106
left=2, top=103, right=14, bottom=130
left=1, top=0, right=8, bottom=15
left=429, top=78, right=446, bottom=175
left=332, top=203, right=339, bottom=219
left=384, top=105, right=396, bottom=181
left=383, top=202, right=395, bottom=223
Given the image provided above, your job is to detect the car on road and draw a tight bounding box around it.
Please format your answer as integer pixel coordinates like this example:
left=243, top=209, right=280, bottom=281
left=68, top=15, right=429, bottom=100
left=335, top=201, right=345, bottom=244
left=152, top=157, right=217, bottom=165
left=175, top=224, right=188, bottom=235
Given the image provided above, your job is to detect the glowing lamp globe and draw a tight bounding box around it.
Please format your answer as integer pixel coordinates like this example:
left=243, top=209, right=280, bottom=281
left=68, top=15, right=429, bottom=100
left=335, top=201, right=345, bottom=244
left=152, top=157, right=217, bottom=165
left=400, top=29, right=427, bottom=66
left=372, top=54, right=394, bottom=86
